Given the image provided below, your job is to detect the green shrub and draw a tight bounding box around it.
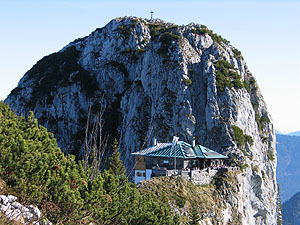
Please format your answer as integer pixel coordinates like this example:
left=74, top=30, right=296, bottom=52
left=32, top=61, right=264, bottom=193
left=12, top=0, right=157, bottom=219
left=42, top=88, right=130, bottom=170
left=249, top=77, right=256, bottom=85
left=261, top=135, right=269, bottom=143
left=189, top=201, right=201, bottom=225
left=130, top=19, right=138, bottom=28
left=158, top=32, right=180, bottom=57
left=174, top=195, right=187, bottom=208
left=149, top=24, right=160, bottom=40
left=214, top=60, right=244, bottom=94
left=245, top=135, right=254, bottom=146
left=193, top=26, right=229, bottom=45
left=241, top=148, right=248, bottom=157
left=237, top=161, right=249, bottom=171
left=137, top=48, right=146, bottom=54
left=233, top=79, right=243, bottom=89
left=231, top=125, right=245, bottom=146
left=255, top=113, right=262, bottom=131
left=233, top=48, right=242, bottom=58
left=243, top=80, right=250, bottom=93
left=117, top=25, right=132, bottom=38
left=24, top=46, right=97, bottom=106
left=214, top=60, right=235, bottom=70
left=255, top=113, right=270, bottom=131
left=215, top=72, right=233, bottom=93
left=0, top=102, right=176, bottom=224
left=232, top=125, right=254, bottom=148
left=260, top=114, right=270, bottom=124
left=184, top=78, right=192, bottom=86
left=267, top=151, right=275, bottom=161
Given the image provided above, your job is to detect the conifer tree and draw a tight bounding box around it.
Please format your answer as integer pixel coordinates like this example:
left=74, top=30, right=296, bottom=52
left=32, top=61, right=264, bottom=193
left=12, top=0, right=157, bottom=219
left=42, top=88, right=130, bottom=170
left=108, top=138, right=126, bottom=179
left=0, top=102, right=177, bottom=224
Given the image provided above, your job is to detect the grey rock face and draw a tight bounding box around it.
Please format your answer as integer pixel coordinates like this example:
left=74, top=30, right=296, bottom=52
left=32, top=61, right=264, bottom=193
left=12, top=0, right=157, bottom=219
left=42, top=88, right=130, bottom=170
left=5, top=17, right=278, bottom=224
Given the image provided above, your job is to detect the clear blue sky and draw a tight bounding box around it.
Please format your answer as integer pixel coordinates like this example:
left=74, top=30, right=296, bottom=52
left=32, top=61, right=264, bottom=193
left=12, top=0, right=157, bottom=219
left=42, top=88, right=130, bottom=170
left=0, top=0, right=299, bottom=133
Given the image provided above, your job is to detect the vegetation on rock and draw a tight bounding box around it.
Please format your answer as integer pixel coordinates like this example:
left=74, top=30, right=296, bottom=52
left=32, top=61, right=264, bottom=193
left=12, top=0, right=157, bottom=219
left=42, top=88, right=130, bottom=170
left=23, top=46, right=97, bottom=107
left=191, top=25, right=229, bottom=45
left=158, top=32, right=180, bottom=57
left=214, top=60, right=245, bottom=94
left=232, top=48, right=242, bottom=58
left=184, top=78, right=192, bottom=86
left=255, top=112, right=270, bottom=131
left=231, top=125, right=253, bottom=147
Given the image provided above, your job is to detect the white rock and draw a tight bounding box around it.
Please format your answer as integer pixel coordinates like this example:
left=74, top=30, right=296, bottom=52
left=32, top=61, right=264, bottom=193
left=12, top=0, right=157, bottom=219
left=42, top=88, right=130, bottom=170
left=23, top=211, right=34, bottom=221
left=5, top=208, right=14, bottom=217
left=11, top=201, right=29, bottom=213
left=28, top=205, right=41, bottom=219
left=0, top=195, right=8, bottom=205
left=10, top=209, right=22, bottom=221
left=7, top=195, right=17, bottom=203
left=0, top=204, right=9, bottom=212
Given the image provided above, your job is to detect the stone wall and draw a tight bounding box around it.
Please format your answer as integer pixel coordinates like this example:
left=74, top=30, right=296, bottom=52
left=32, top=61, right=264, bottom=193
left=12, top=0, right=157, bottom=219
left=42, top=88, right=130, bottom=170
left=191, top=169, right=218, bottom=185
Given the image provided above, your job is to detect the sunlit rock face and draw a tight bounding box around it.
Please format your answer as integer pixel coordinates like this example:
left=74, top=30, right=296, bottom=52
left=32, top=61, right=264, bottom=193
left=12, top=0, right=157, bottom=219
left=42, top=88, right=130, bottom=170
left=5, top=17, right=278, bottom=224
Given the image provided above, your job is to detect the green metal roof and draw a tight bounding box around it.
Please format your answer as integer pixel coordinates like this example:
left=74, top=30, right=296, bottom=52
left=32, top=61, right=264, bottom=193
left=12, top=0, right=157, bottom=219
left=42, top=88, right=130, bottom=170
left=193, top=145, right=205, bottom=158
left=132, top=140, right=227, bottom=159
left=147, top=142, right=186, bottom=158
left=195, top=145, right=227, bottom=159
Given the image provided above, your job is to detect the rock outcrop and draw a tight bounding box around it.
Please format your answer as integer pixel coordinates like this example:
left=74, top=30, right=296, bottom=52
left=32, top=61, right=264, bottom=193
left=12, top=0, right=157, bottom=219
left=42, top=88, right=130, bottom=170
left=0, top=195, right=51, bottom=225
left=5, top=17, right=278, bottom=224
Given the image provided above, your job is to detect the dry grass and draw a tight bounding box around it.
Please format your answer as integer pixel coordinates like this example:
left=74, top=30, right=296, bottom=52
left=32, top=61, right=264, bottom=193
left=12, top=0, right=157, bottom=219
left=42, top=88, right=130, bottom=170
left=0, top=212, right=23, bottom=225
left=0, top=178, right=18, bottom=197
left=138, top=171, right=239, bottom=224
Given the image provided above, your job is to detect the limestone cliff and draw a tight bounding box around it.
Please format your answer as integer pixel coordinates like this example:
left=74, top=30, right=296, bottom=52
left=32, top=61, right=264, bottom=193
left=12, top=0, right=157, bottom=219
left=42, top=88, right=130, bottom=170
left=5, top=17, right=278, bottom=224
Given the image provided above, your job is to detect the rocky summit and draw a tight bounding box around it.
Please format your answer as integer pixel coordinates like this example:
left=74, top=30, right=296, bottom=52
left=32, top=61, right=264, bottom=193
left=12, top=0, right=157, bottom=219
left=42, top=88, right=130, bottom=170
left=5, top=16, right=278, bottom=224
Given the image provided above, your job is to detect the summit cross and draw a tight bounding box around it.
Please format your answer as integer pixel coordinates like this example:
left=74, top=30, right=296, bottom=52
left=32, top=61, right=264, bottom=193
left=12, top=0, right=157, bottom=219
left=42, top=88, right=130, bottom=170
left=150, top=10, right=154, bottom=20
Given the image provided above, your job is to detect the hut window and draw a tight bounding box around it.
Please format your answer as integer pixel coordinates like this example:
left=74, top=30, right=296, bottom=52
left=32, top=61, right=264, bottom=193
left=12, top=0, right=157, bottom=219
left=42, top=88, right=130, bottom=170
left=137, top=172, right=142, bottom=177
left=143, top=173, right=146, bottom=177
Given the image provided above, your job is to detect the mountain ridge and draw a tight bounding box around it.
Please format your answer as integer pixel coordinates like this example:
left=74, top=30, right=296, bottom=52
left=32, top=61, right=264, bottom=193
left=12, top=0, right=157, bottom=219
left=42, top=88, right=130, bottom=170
left=282, top=192, right=300, bottom=225
left=276, top=133, right=300, bottom=202
left=288, top=130, right=300, bottom=136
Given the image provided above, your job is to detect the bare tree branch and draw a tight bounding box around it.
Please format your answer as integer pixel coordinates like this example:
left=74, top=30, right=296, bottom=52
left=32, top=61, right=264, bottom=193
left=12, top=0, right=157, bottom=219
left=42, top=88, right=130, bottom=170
left=83, top=100, right=108, bottom=180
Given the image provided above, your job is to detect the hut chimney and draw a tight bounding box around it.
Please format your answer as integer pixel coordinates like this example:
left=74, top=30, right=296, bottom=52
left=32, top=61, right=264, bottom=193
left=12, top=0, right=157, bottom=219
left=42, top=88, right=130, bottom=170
left=192, top=138, right=196, bottom=147
left=153, top=137, right=157, bottom=146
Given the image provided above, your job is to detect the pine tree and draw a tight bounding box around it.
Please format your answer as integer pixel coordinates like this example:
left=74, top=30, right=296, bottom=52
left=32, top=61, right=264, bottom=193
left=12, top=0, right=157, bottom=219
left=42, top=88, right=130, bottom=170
left=108, top=138, right=126, bottom=179
left=0, top=102, right=177, bottom=224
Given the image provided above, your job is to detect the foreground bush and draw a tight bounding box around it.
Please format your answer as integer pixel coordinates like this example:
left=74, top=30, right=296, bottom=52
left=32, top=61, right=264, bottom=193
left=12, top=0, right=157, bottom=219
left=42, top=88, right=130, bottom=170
left=0, top=102, right=176, bottom=224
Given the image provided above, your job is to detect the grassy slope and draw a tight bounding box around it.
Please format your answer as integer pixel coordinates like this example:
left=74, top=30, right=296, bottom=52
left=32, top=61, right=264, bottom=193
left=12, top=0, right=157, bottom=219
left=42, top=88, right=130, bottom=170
left=138, top=171, right=241, bottom=224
